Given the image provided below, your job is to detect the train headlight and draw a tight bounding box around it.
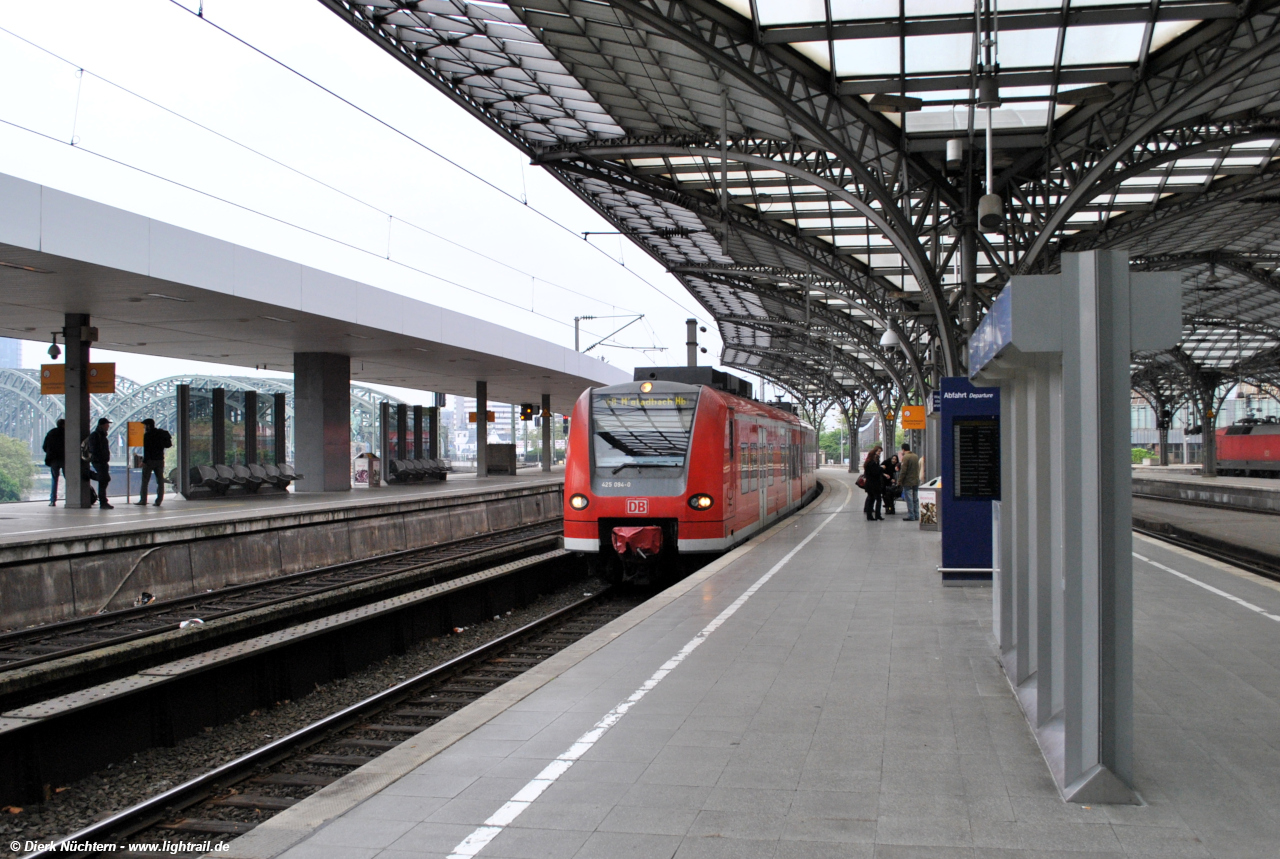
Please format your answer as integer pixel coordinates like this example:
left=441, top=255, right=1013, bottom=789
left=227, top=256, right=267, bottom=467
left=688, top=494, right=714, bottom=510
left=569, top=493, right=590, bottom=510
left=640, top=381, right=653, bottom=393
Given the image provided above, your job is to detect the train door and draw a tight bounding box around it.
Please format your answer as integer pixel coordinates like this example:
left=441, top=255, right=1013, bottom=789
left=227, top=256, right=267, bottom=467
left=786, top=431, right=794, bottom=508
left=725, top=411, right=735, bottom=520
left=752, top=427, right=762, bottom=519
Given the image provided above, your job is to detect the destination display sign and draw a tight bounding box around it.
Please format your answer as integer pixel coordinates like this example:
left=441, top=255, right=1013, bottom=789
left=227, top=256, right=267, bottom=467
left=952, top=418, right=1000, bottom=499
left=600, top=395, right=694, bottom=409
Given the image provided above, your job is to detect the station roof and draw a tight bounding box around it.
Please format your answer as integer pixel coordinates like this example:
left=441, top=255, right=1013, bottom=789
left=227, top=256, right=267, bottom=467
left=321, top=0, right=1280, bottom=413
left=0, top=172, right=628, bottom=412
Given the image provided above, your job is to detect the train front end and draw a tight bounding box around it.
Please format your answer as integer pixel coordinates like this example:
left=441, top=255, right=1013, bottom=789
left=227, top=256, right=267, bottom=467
left=563, top=380, right=720, bottom=582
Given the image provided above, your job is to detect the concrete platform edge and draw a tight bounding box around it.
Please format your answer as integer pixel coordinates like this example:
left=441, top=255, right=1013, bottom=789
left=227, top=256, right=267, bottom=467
left=216, top=481, right=831, bottom=859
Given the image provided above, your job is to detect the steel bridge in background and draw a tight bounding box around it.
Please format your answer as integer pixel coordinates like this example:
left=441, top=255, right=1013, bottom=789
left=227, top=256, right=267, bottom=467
left=0, top=369, right=407, bottom=464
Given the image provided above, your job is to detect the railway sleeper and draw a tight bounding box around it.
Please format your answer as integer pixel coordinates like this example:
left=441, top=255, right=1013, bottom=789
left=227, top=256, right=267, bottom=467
left=0, top=549, right=582, bottom=805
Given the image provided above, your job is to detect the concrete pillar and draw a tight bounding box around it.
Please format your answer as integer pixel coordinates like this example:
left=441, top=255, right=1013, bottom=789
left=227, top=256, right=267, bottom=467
left=211, top=388, right=226, bottom=466
left=177, top=384, right=191, bottom=497
left=413, top=406, right=424, bottom=460
left=244, top=390, right=258, bottom=464
left=476, top=380, right=488, bottom=477
left=293, top=352, right=351, bottom=492
left=273, top=392, right=287, bottom=465
left=541, top=393, right=552, bottom=472
left=62, top=313, right=92, bottom=508
left=396, top=403, right=408, bottom=460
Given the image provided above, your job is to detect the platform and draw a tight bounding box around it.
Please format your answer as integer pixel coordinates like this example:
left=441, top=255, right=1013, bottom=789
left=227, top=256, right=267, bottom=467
left=1133, top=466, right=1280, bottom=514
left=216, top=469, right=1280, bottom=859
left=0, top=469, right=563, bottom=630
left=2, top=468, right=561, bottom=558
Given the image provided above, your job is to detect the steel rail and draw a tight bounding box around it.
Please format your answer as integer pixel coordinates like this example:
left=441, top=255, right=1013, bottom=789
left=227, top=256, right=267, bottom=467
left=25, top=589, right=609, bottom=858
left=0, top=519, right=562, bottom=673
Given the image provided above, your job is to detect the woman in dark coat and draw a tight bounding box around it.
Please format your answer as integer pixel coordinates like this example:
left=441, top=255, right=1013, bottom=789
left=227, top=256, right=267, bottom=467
left=862, top=445, right=885, bottom=521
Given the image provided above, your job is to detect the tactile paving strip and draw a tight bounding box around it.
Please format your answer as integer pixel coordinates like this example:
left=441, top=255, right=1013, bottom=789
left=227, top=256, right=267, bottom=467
left=0, top=549, right=568, bottom=728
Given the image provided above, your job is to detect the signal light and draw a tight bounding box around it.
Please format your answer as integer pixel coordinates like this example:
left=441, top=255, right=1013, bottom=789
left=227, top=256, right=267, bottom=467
left=569, top=494, right=589, bottom=510
left=688, top=494, right=714, bottom=510
left=519, top=403, right=535, bottom=421
left=563, top=417, right=570, bottom=434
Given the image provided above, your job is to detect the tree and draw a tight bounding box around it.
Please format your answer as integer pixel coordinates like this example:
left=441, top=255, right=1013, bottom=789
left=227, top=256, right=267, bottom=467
left=0, top=435, right=33, bottom=501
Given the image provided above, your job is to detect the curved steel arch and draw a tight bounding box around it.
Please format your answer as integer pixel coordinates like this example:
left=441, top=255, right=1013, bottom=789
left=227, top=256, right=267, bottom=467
left=545, top=142, right=956, bottom=372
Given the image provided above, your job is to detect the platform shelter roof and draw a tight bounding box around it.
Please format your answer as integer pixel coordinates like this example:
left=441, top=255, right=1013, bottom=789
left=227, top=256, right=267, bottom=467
left=319, top=0, right=1280, bottom=413
left=0, top=172, right=628, bottom=414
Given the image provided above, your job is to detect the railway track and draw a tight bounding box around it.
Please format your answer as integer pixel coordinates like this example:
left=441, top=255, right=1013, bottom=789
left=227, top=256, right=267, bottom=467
left=25, top=590, right=637, bottom=858
left=1132, top=522, right=1280, bottom=582
left=0, top=519, right=562, bottom=675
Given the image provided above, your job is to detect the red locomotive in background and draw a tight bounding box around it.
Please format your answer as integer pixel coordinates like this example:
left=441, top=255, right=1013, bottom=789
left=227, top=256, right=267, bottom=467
left=1216, top=418, right=1280, bottom=476
left=563, top=368, right=819, bottom=583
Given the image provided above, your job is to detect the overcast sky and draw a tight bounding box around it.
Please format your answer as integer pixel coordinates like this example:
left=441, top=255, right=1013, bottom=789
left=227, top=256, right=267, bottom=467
left=0, top=0, right=743, bottom=403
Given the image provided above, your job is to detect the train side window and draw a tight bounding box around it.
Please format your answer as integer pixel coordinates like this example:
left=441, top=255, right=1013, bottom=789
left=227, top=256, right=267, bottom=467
left=740, top=442, right=749, bottom=490
left=769, top=441, right=775, bottom=486
left=751, top=442, right=758, bottom=493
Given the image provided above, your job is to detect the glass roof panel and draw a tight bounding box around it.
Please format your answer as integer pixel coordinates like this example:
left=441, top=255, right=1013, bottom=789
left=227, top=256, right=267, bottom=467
left=791, top=41, right=833, bottom=70
left=904, top=33, right=975, bottom=74
left=831, top=0, right=899, bottom=19
left=996, top=28, right=1062, bottom=68
left=1061, top=22, right=1146, bottom=66
left=757, top=0, right=826, bottom=26
left=1151, top=19, right=1202, bottom=52
left=905, top=103, right=1051, bottom=132
left=833, top=37, right=901, bottom=76
left=903, top=0, right=978, bottom=15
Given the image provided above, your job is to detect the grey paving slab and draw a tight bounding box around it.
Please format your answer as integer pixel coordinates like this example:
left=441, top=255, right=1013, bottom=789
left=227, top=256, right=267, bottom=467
left=230, top=472, right=1280, bottom=859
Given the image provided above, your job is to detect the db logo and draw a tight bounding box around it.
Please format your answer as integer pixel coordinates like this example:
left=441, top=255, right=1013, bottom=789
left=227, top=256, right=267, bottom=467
left=626, top=498, right=648, bottom=515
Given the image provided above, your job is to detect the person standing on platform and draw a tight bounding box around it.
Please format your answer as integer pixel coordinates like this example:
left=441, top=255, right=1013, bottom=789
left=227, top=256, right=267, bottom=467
left=136, top=419, right=172, bottom=507
left=42, top=419, right=65, bottom=506
left=882, top=452, right=900, bottom=516
left=86, top=417, right=113, bottom=509
left=862, top=445, right=884, bottom=521
left=899, top=443, right=921, bottom=521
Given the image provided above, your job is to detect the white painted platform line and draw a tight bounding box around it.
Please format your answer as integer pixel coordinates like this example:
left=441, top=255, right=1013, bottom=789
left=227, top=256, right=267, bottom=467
left=446, top=485, right=852, bottom=859
left=1134, top=552, right=1280, bottom=623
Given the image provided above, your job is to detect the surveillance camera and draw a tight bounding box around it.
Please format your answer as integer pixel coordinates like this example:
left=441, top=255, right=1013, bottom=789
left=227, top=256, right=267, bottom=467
left=48, top=343, right=61, bottom=360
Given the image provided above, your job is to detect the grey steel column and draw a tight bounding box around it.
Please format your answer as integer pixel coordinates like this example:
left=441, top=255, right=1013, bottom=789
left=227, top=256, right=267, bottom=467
left=244, top=391, right=258, bottom=464
left=211, top=388, right=226, bottom=466
left=427, top=406, right=440, bottom=460
left=1060, top=251, right=1134, bottom=800
left=541, top=393, right=552, bottom=472
left=476, top=381, right=488, bottom=477
left=396, top=403, right=408, bottom=460
left=686, top=318, right=697, bottom=366
left=273, top=392, right=287, bottom=465
left=413, top=406, right=424, bottom=460
left=62, top=313, right=92, bottom=507
left=380, top=401, right=391, bottom=464
left=1032, top=359, right=1059, bottom=727
left=293, top=352, right=351, bottom=491
left=177, top=384, right=191, bottom=497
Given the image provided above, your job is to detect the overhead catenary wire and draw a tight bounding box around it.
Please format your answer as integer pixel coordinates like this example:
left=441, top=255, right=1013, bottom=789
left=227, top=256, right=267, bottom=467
left=162, top=0, right=711, bottom=328
left=0, top=24, right=642, bottom=324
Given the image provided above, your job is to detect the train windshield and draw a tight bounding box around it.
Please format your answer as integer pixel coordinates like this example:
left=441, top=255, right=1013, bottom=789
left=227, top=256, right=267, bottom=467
left=592, top=390, right=700, bottom=474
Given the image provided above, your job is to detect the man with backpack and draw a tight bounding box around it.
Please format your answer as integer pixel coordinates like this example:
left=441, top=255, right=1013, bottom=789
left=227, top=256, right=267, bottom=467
left=85, top=417, right=113, bottom=509
left=137, top=418, right=173, bottom=506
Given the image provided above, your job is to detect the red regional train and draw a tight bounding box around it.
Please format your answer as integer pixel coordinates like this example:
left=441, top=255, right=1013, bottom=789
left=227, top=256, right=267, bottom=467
left=1216, top=418, right=1280, bottom=476
left=563, top=368, right=819, bottom=583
